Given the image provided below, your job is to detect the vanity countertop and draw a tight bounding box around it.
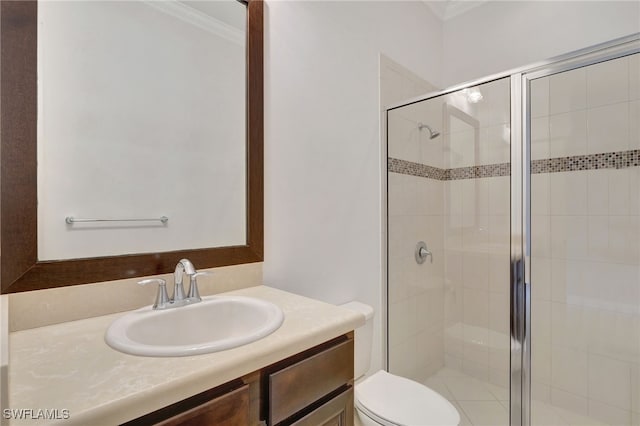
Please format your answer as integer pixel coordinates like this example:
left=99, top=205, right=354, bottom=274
left=8, top=286, right=365, bottom=425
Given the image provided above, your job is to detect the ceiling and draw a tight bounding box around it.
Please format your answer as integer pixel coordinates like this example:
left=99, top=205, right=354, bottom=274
left=423, top=0, right=488, bottom=21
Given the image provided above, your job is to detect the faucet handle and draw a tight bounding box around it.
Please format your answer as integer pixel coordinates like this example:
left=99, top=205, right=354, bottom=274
left=187, top=271, right=213, bottom=302
left=138, top=278, right=170, bottom=310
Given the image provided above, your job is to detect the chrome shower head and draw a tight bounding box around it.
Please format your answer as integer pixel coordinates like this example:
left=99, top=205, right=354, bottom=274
left=418, top=122, right=440, bottom=139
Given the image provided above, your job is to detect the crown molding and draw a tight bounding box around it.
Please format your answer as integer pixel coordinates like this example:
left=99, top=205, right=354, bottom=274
left=143, top=1, right=244, bottom=45
left=423, top=0, right=488, bottom=21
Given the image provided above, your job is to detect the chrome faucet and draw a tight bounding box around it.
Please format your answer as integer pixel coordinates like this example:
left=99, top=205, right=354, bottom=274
left=138, top=259, right=211, bottom=310
left=173, top=258, right=196, bottom=305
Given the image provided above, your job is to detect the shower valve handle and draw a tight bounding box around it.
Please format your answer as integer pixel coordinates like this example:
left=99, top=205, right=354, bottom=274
left=415, top=241, right=433, bottom=264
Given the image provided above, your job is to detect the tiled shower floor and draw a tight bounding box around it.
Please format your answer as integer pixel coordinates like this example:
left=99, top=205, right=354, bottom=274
left=424, top=368, right=609, bottom=426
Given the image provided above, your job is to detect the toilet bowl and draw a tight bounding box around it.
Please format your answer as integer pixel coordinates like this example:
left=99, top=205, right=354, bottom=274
left=355, top=370, right=459, bottom=426
left=340, top=302, right=460, bottom=426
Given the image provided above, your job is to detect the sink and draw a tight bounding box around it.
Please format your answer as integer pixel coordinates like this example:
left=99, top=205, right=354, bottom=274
left=105, top=296, right=284, bottom=357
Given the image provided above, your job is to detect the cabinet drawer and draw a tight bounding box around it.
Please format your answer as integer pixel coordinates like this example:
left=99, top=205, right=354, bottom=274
left=269, top=337, right=354, bottom=425
left=290, top=386, right=353, bottom=426
left=155, top=384, right=249, bottom=426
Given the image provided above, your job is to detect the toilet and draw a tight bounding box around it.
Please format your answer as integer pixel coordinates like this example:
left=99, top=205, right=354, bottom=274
left=341, top=302, right=460, bottom=426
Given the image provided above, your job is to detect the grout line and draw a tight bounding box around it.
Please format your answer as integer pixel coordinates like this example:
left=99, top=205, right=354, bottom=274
left=454, top=402, right=475, bottom=426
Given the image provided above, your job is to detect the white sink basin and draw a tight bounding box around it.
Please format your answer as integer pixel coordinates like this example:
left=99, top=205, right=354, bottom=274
left=105, top=296, right=284, bottom=357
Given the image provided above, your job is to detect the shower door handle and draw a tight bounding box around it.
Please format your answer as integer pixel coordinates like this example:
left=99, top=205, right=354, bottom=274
left=415, top=241, right=432, bottom=264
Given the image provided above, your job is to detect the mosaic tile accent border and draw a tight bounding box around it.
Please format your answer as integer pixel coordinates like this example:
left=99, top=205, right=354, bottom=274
left=388, top=158, right=447, bottom=180
left=531, top=149, right=640, bottom=174
left=388, top=158, right=509, bottom=181
left=447, top=163, right=510, bottom=180
left=389, top=149, right=640, bottom=181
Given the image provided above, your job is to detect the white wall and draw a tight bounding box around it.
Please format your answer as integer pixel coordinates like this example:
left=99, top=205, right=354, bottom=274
left=263, top=0, right=442, bottom=373
left=442, top=1, right=640, bottom=87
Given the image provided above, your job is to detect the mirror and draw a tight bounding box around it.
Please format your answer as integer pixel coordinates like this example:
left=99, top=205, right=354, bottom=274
left=0, top=0, right=263, bottom=293
left=38, top=0, right=247, bottom=260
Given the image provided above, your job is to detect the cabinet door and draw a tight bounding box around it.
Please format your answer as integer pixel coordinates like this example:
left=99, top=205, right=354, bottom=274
left=156, top=384, right=249, bottom=426
left=290, top=387, right=353, bottom=426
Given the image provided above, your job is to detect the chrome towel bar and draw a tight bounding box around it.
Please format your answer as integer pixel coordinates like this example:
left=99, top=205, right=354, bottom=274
left=65, top=216, right=169, bottom=224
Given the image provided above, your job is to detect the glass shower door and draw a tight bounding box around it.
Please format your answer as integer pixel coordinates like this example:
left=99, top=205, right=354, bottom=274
left=529, top=53, right=640, bottom=426
left=387, top=77, right=513, bottom=426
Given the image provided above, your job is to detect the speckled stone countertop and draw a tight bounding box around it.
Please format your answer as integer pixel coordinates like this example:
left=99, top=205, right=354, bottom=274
left=8, top=286, right=364, bottom=425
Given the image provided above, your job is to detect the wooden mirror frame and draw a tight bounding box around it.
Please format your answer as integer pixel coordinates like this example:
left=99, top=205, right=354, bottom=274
left=0, top=0, right=263, bottom=294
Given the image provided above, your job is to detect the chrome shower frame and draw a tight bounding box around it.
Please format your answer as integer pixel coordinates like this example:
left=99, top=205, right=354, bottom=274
left=384, top=32, right=640, bottom=426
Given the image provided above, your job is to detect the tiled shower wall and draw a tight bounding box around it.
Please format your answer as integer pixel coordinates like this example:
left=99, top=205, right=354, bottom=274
left=530, top=54, right=640, bottom=426
left=388, top=171, right=445, bottom=381
left=443, top=175, right=510, bottom=388
left=442, top=78, right=511, bottom=389
left=387, top=77, right=511, bottom=384
left=384, top=55, right=443, bottom=382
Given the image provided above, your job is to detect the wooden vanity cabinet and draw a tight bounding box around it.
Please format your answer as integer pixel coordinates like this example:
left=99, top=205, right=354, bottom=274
left=156, top=385, right=250, bottom=426
left=122, top=333, right=354, bottom=426
left=264, top=334, right=354, bottom=425
left=288, top=387, right=353, bottom=426
left=121, top=380, right=250, bottom=426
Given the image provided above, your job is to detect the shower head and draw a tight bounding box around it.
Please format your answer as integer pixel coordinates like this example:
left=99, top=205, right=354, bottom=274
left=418, top=122, right=440, bottom=139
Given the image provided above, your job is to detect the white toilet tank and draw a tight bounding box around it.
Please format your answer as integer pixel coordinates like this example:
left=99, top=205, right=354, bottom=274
left=339, top=301, right=374, bottom=380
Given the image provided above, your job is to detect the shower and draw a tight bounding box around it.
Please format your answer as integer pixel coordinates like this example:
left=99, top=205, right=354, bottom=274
left=387, top=35, right=640, bottom=426
left=417, top=122, right=440, bottom=139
